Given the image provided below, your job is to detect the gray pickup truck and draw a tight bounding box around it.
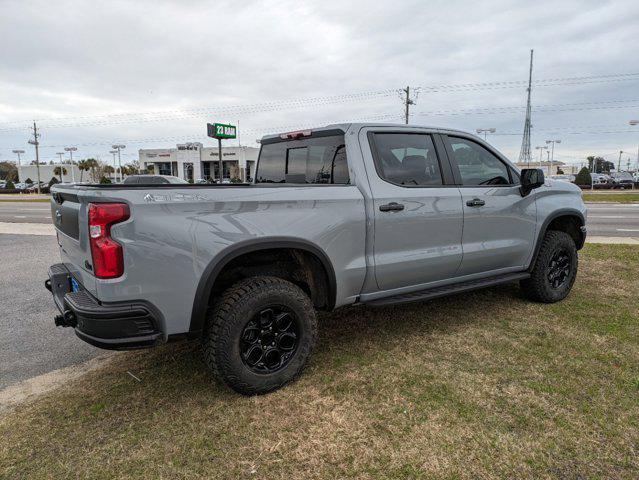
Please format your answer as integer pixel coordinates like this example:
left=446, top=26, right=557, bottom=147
left=47, top=123, right=587, bottom=394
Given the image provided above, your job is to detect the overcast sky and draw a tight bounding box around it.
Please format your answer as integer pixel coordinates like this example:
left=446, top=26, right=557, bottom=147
left=1, top=0, right=638, bottom=168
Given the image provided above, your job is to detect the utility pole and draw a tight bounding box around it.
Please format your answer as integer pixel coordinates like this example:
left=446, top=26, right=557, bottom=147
left=518, top=49, right=534, bottom=164
left=618, top=150, right=623, bottom=172
left=399, top=86, right=419, bottom=124
left=28, top=122, right=41, bottom=194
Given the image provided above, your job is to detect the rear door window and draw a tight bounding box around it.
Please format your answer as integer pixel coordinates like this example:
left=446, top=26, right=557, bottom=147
left=256, top=134, right=349, bottom=184
left=370, top=133, right=444, bottom=186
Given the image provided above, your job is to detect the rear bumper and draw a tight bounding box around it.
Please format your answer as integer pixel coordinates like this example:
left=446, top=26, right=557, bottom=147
left=46, top=263, right=164, bottom=350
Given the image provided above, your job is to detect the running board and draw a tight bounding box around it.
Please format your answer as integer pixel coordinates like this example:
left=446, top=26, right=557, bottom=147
left=366, top=272, right=531, bottom=307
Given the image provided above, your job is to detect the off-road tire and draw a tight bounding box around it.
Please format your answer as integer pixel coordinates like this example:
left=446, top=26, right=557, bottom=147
left=520, top=230, right=578, bottom=303
left=203, top=276, right=317, bottom=395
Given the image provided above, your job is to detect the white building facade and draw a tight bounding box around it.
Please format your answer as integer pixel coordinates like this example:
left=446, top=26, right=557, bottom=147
left=18, top=164, right=84, bottom=183
left=139, top=143, right=259, bottom=182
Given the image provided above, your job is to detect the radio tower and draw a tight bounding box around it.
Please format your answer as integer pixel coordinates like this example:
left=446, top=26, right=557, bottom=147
left=518, top=49, right=534, bottom=165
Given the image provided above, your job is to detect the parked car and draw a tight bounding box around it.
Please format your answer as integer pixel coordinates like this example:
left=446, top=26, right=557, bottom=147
left=25, top=182, right=50, bottom=193
left=610, top=172, right=635, bottom=189
left=550, top=174, right=575, bottom=183
left=122, top=174, right=189, bottom=185
left=590, top=173, right=614, bottom=189
left=47, top=123, right=586, bottom=395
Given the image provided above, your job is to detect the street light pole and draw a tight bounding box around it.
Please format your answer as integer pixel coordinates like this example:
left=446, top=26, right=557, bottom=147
left=64, top=147, right=77, bottom=182
left=111, top=144, right=126, bottom=182
left=476, top=128, right=496, bottom=141
left=12, top=149, right=25, bottom=183
left=535, top=146, right=548, bottom=170
left=12, top=149, right=25, bottom=166
left=109, top=150, right=118, bottom=181
left=545, top=139, right=561, bottom=177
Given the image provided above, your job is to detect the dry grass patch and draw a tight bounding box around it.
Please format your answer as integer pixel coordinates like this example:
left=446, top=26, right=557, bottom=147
left=1, top=245, right=638, bottom=479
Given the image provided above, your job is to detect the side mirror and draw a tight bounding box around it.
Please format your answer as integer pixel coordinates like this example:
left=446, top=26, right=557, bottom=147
left=520, top=168, right=545, bottom=197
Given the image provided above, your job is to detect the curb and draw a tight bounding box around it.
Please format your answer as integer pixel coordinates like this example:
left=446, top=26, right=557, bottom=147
left=0, top=354, right=115, bottom=415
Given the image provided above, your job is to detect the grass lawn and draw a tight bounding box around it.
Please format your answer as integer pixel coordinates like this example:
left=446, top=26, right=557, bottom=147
left=1, top=245, right=638, bottom=479
left=582, top=192, right=639, bottom=203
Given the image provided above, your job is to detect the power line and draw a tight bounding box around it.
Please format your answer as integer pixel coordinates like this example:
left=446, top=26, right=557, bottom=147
left=1, top=71, right=637, bottom=130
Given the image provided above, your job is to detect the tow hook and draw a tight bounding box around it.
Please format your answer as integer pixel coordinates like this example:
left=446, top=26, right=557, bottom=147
left=44, top=279, right=52, bottom=292
left=54, top=310, right=77, bottom=328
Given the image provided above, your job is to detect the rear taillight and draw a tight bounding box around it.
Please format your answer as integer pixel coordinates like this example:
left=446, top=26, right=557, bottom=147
left=88, top=203, right=130, bottom=279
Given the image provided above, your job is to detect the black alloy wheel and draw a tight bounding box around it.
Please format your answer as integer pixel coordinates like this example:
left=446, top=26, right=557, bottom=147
left=240, top=306, right=299, bottom=374
left=547, top=249, right=572, bottom=289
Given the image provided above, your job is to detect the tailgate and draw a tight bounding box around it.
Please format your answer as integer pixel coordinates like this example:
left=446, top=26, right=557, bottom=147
left=50, top=190, right=97, bottom=295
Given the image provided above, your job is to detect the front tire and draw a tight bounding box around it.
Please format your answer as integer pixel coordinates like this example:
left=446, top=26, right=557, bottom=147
left=203, top=276, right=317, bottom=395
left=520, top=231, right=578, bottom=303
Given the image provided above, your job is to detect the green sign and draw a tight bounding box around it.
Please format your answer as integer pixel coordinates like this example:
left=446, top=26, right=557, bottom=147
left=207, top=122, right=237, bottom=139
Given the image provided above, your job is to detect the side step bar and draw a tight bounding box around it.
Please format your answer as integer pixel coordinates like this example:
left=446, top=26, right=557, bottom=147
left=366, top=272, right=531, bottom=307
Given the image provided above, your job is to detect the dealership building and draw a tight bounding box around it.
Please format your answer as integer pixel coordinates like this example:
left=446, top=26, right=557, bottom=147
left=139, top=143, right=259, bottom=182
left=17, top=164, right=83, bottom=183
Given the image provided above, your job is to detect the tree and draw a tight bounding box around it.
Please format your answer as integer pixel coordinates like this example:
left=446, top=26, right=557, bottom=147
left=127, top=160, right=140, bottom=174
left=146, top=164, right=155, bottom=174
left=0, top=161, right=18, bottom=182
left=99, top=176, right=111, bottom=184
left=84, top=158, right=99, bottom=182
left=103, top=165, right=115, bottom=178
left=53, top=166, right=68, bottom=182
left=556, top=168, right=564, bottom=175
left=77, top=160, right=89, bottom=182
left=575, top=167, right=592, bottom=186
left=5, top=180, right=15, bottom=189
left=587, top=156, right=615, bottom=174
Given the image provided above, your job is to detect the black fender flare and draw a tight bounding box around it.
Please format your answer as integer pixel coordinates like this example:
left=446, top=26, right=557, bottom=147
left=528, top=208, right=586, bottom=270
left=188, top=237, right=337, bottom=335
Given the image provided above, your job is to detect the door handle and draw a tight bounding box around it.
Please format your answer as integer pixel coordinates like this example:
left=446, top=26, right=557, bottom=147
left=466, top=198, right=485, bottom=207
left=379, top=202, right=405, bottom=212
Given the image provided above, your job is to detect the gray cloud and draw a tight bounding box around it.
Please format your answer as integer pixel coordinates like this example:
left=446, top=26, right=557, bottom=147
left=1, top=0, right=638, bottom=167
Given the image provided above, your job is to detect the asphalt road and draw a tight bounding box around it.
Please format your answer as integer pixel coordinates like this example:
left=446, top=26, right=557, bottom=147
left=0, top=234, right=99, bottom=390
left=0, top=201, right=51, bottom=224
left=586, top=203, right=639, bottom=237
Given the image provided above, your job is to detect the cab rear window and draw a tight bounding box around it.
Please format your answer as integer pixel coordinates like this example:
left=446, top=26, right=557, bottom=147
left=256, top=134, right=349, bottom=184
